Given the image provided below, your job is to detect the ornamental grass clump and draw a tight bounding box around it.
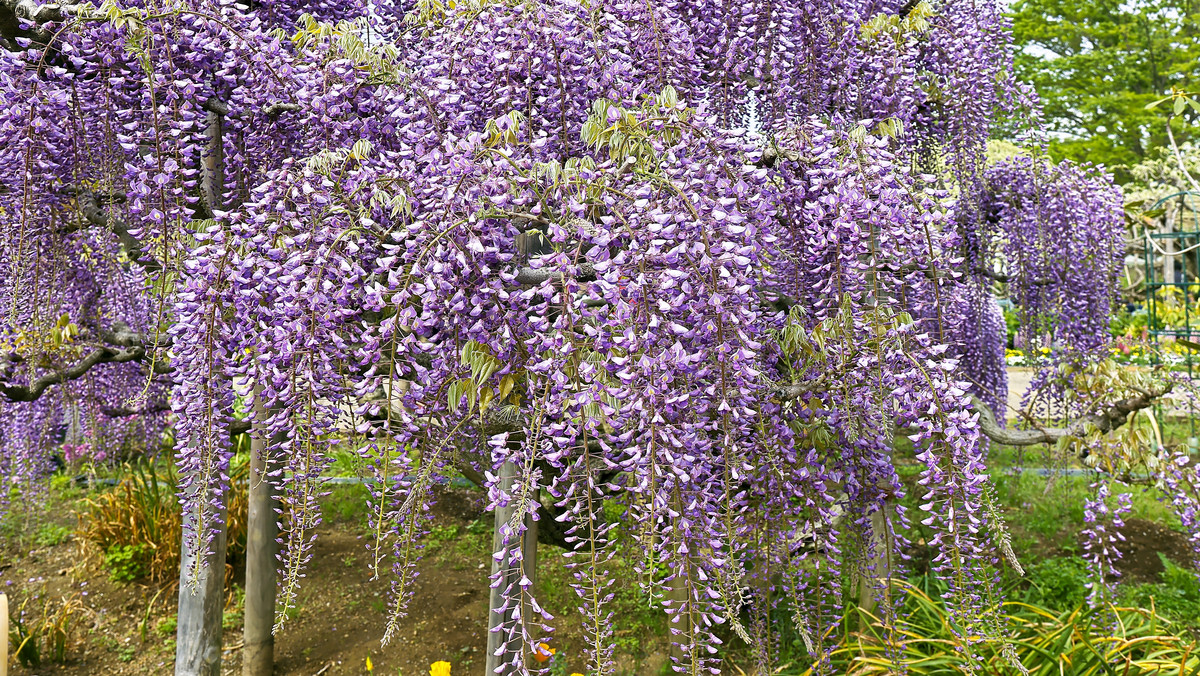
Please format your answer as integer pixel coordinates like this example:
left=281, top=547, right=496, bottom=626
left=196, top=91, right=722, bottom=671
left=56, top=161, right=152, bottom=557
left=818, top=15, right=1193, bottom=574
left=820, top=582, right=1200, bottom=675
left=7, top=590, right=84, bottom=669
left=77, top=456, right=248, bottom=585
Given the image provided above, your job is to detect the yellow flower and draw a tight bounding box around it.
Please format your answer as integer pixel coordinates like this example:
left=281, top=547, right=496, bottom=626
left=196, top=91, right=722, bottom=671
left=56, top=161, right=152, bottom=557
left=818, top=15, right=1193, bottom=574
left=430, top=661, right=452, bottom=676
left=365, top=656, right=373, bottom=672
left=533, top=642, right=556, bottom=663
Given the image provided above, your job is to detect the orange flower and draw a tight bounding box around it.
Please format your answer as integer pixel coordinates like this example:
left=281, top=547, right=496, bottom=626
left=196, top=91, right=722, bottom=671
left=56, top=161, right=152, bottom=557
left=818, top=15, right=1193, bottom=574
left=532, top=642, right=556, bottom=663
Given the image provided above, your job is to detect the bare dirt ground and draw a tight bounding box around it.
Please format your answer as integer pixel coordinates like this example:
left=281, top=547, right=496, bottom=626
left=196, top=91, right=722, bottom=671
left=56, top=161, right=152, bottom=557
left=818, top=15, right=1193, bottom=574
left=1109, top=517, right=1197, bottom=584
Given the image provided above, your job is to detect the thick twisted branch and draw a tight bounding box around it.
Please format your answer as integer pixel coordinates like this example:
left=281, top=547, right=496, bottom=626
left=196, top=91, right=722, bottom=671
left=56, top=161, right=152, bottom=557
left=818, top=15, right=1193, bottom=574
left=200, top=97, right=303, bottom=119
left=0, top=0, right=89, bottom=48
left=972, top=383, right=1174, bottom=449
left=513, top=263, right=597, bottom=285
left=0, top=327, right=170, bottom=403
left=0, top=0, right=73, bottom=23
left=73, top=189, right=164, bottom=273
left=1, top=344, right=145, bottom=402
left=971, top=266, right=1055, bottom=287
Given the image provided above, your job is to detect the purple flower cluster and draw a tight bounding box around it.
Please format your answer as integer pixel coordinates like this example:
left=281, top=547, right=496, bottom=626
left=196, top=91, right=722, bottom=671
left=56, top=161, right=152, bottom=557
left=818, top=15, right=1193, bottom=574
left=981, top=159, right=1124, bottom=355
left=1081, top=477, right=1130, bottom=613
left=1158, top=451, right=1200, bottom=576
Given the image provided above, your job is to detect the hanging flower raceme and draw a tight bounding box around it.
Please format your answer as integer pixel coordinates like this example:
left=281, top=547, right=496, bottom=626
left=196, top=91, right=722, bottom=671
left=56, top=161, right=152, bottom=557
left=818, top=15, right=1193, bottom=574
left=1081, top=477, right=1131, bottom=613
left=981, top=158, right=1124, bottom=355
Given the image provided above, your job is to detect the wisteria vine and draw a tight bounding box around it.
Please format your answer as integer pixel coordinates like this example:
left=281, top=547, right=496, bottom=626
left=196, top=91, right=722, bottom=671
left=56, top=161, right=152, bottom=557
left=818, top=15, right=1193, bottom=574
left=0, top=0, right=1166, bottom=673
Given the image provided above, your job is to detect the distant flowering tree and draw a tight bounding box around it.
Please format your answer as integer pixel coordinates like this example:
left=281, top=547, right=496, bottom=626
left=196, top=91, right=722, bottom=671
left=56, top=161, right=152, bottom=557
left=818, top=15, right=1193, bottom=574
left=0, top=0, right=1188, bottom=674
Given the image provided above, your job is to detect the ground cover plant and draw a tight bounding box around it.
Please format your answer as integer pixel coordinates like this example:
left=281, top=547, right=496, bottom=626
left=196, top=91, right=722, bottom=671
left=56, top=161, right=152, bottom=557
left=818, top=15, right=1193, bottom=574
left=0, top=0, right=1198, bottom=674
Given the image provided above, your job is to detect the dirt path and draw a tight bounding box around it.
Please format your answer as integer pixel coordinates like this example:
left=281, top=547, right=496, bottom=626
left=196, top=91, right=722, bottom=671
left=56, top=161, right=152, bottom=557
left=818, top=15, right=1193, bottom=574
left=1006, top=367, right=1035, bottom=420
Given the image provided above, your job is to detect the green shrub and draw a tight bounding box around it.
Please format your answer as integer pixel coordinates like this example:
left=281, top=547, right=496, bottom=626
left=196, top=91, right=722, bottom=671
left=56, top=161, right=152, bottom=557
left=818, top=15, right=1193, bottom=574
left=1118, top=554, right=1200, bottom=626
left=78, top=456, right=248, bottom=583
left=104, top=543, right=151, bottom=583
left=1023, top=556, right=1088, bottom=611
left=34, top=523, right=71, bottom=548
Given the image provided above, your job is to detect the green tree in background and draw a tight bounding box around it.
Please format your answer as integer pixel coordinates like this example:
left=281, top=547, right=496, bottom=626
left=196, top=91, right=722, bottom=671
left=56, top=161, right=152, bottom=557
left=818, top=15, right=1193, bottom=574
left=1010, top=0, right=1200, bottom=183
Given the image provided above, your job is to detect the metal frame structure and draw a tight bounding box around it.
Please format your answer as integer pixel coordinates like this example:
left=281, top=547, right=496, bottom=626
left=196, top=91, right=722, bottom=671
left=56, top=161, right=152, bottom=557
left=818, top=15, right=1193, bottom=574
left=1142, top=190, right=1200, bottom=447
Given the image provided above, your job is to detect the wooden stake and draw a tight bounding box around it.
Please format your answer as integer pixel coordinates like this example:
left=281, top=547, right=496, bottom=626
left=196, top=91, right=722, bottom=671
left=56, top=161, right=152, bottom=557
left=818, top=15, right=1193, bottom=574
left=2, top=592, right=8, bottom=676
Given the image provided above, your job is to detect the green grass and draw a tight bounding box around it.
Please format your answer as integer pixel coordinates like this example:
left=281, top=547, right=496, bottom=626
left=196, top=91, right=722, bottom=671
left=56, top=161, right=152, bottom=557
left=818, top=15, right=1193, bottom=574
left=323, top=482, right=372, bottom=532
left=445, top=518, right=491, bottom=567
left=536, top=502, right=669, bottom=663
left=157, top=616, right=177, bottom=636
left=988, top=457, right=1182, bottom=538
left=1021, top=556, right=1089, bottom=611
left=327, top=448, right=364, bottom=477
left=222, top=585, right=246, bottom=631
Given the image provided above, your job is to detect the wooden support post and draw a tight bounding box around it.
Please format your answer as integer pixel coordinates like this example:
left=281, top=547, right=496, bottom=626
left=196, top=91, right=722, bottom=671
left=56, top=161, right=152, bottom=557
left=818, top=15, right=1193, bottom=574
left=856, top=504, right=891, bottom=616
left=175, top=107, right=231, bottom=676
left=523, top=497, right=538, bottom=613
left=200, top=107, right=225, bottom=215
left=485, top=461, right=538, bottom=675
left=174, top=491, right=228, bottom=676
left=242, top=402, right=279, bottom=676
left=666, top=570, right=688, bottom=666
